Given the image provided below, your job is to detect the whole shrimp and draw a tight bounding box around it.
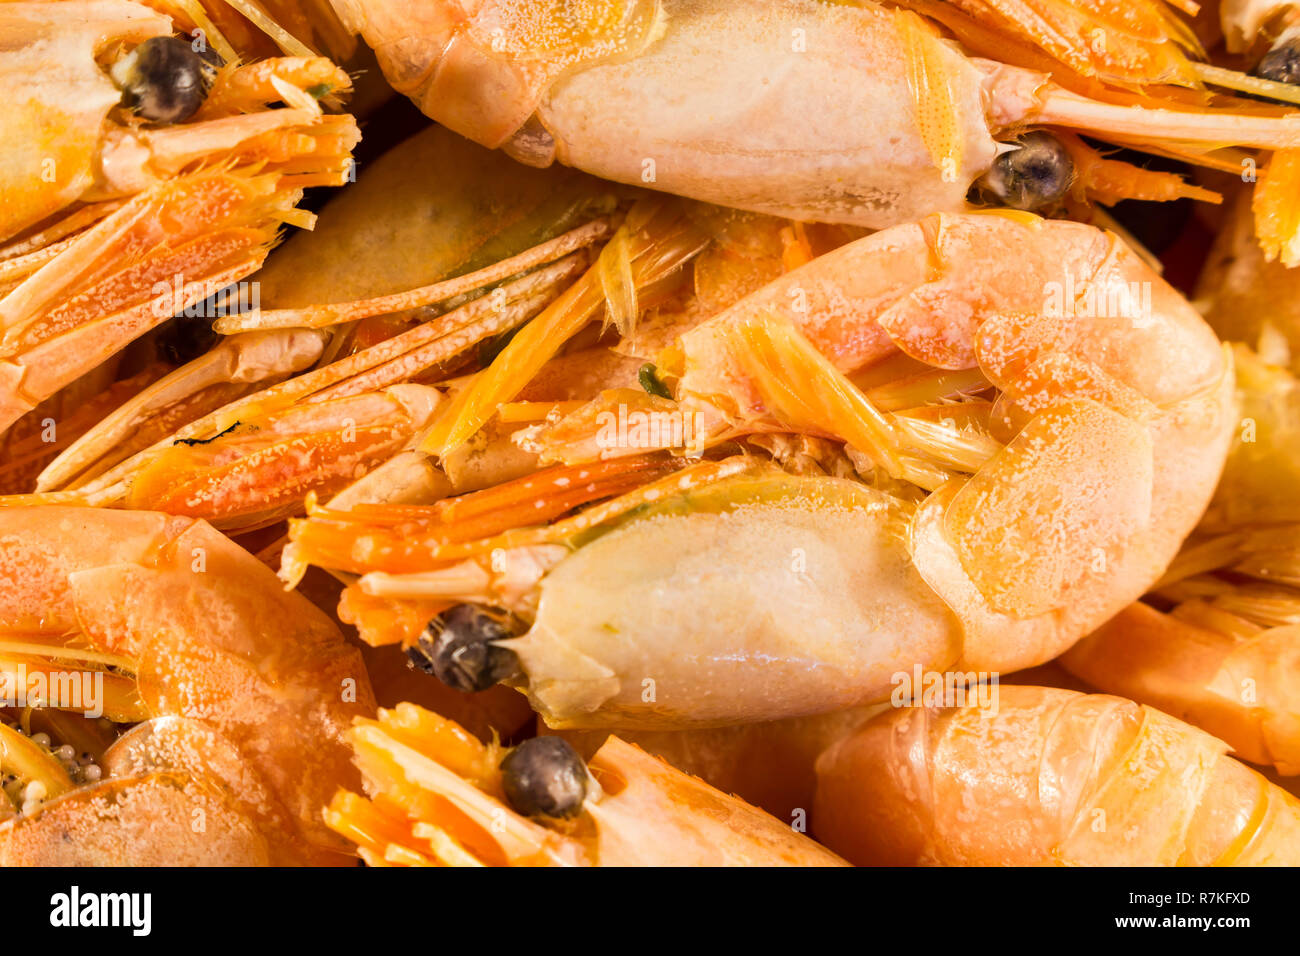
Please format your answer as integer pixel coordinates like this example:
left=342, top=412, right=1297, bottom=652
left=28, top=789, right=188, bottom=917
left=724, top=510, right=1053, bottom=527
left=1059, top=345, right=1300, bottom=775
left=324, top=701, right=847, bottom=866
left=329, top=0, right=1300, bottom=229
left=0, top=1, right=358, bottom=451
left=0, top=506, right=375, bottom=865
left=286, top=211, right=1235, bottom=730
left=813, top=685, right=1300, bottom=865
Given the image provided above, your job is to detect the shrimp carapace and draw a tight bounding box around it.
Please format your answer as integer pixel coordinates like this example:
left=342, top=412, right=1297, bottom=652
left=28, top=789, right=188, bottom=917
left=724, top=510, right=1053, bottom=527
left=330, top=0, right=1300, bottom=240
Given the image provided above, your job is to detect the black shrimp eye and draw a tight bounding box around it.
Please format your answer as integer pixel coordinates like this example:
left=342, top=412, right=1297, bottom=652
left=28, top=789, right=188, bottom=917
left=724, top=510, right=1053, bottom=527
left=500, top=737, right=589, bottom=819
left=410, top=605, right=522, bottom=692
left=112, top=36, right=220, bottom=124
left=1255, top=37, right=1300, bottom=86
left=975, top=130, right=1075, bottom=212
left=405, top=643, right=437, bottom=675
left=156, top=313, right=219, bottom=365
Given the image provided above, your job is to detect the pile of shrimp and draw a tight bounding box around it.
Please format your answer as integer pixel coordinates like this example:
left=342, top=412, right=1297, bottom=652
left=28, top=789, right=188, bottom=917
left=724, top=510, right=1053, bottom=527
left=5, top=0, right=1300, bottom=867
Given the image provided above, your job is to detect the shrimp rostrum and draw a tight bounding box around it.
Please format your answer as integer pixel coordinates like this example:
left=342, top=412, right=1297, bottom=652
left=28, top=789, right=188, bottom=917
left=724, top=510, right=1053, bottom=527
left=0, top=506, right=376, bottom=865
left=287, top=211, right=1235, bottom=730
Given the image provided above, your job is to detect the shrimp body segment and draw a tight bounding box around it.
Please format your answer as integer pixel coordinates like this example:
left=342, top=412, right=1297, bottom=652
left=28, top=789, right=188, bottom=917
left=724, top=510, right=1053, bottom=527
left=1061, top=346, right=1300, bottom=775
left=0, top=506, right=375, bottom=865
left=1063, top=604, right=1300, bottom=775
left=814, top=686, right=1300, bottom=866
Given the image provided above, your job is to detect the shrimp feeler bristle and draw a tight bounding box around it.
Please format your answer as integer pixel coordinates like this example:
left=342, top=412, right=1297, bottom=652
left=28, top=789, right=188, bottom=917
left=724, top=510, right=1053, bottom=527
left=214, top=217, right=615, bottom=332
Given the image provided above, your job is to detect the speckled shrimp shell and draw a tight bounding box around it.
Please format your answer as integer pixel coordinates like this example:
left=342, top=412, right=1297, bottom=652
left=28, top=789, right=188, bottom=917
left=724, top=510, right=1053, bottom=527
left=0, top=506, right=375, bottom=865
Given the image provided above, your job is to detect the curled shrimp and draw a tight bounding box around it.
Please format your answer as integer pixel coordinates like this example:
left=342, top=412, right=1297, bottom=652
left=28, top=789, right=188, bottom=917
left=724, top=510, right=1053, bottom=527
left=330, top=0, right=1300, bottom=229
left=324, top=702, right=846, bottom=866
left=0, top=1, right=358, bottom=444
left=813, top=685, right=1300, bottom=865
left=287, top=211, right=1234, bottom=730
left=0, top=505, right=375, bottom=865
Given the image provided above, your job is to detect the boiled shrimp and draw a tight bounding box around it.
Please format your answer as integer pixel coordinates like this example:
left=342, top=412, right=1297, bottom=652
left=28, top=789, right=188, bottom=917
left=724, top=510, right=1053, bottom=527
left=286, top=211, right=1234, bottom=730
left=0, top=1, right=358, bottom=442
